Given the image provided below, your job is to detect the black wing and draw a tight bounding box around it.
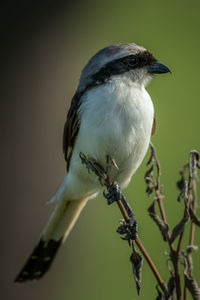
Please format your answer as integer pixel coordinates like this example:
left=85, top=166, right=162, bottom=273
left=63, top=92, right=83, bottom=170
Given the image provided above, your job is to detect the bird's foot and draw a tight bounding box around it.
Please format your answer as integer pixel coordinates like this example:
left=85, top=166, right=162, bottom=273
left=117, top=216, right=138, bottom=241
left=103, top=181, right=138, bottom=241
left=103, top=181, right=122, bottom=205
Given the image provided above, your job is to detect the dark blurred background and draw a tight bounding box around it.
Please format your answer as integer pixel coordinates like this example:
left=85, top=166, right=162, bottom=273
left=1, top=1, right=200, bottom=299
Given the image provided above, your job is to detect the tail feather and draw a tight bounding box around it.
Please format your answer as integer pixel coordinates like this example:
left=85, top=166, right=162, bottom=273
left=15, top=197, right=88, bottom=282
left=15, top=238, right=62, bottom=282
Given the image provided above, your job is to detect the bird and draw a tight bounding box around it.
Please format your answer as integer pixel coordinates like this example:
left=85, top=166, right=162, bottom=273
left=15, top=43, right=170, bottom=282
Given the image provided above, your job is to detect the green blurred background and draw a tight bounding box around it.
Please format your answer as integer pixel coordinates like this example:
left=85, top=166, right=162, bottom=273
left=1, top=0, right=200, bottom=299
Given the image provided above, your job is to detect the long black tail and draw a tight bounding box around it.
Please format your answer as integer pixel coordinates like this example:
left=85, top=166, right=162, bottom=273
left=15, top=238, right=62, bottom=282
left=15, top=197, right=88, bottom=282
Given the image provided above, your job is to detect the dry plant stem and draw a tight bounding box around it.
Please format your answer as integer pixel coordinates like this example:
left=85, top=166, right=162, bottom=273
left=161, top=199, right=182, bottom=297
left=156, top=166, right=182, bottom=299
left=109, top=189, right=167, bottom=291
left=114, top=199, right=166, bottom=292
left=188, top=183, right=196, bottom=250
left=152, top=147, right=167, bottom=224
left=149, top=144, right=169, bottom=240
left=184, top=283, right=187, bottom=300
left=146, top=147, right=200, bottom=300
left=114, top=198, right=166, bottom=291
left=150, top=143, right=182, bottom=300
left=106, top=161, right=166, bottom=291
left=117, top=199, right=130, bottom=223
left=80, top=152, right=166, bottom=293
left=172, top=249, right=182, bottom=300
left=188, top=168, right=197, bottom=256
left=173, top=229, right=185, bottom=300
left=184, top=163, right=197, bottom=300
left=135, top=238, right=166, bottom=292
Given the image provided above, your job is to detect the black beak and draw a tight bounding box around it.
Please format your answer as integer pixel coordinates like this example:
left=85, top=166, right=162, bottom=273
left=147, top=62, right=171, bottom=74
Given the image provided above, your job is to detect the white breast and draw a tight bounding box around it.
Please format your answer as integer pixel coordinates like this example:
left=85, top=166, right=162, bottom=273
left=65, top=76, right=154, bottom=200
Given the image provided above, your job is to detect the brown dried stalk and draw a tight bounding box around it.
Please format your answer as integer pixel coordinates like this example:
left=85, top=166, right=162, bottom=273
left=183, top=151, right=200, bottom=300
left=80, top=146, right=200, bottom=300
left=79, top=152, right=167, bottom=294
left=145, top=143, right=183, bottom=300
left=145, top=145, right=200, bottom=300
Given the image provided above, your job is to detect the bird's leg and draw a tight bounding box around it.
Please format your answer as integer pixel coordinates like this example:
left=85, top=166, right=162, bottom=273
left=103, top=181, right=138, bottom=240
left=80, top=152, right=138, bottom=240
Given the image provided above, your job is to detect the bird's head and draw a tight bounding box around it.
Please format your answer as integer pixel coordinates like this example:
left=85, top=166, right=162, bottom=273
left=78, top=43, right=170, bottom=91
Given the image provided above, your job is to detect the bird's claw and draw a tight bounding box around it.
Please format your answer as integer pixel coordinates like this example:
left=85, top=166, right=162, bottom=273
left=117, top=217, right=138, bottom=241
left=103, top=181, right=138, bottom=241
left=103, top=181, right=122, bottom=205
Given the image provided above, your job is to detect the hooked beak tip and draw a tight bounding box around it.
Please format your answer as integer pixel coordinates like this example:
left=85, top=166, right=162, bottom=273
left=147, top=62, right=171, bottom=74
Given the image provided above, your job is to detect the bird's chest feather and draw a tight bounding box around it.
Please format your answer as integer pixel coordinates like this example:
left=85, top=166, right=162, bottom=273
left=77, top=79, right=154, bottom=171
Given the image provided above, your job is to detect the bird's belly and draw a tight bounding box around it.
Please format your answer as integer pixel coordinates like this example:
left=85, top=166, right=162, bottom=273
left=66, top=84, right=154, bottom=199
left=75, top=106, right=153, bottom=188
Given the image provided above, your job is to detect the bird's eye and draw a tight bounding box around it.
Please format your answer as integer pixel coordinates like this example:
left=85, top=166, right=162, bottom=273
left=126, top=56, right=138, bottom=67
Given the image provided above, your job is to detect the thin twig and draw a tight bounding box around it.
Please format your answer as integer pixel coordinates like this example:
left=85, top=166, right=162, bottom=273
left=149, top=143, right=167, bottom=224
left=149, top=144, right=171, bottom=242
left=115, top=198, right=166, bottom=291
left=148, top=143, right=183, bottom=299
left=80, top=152, right=167, bottom=293
left=135, top=238, right=166, bottom=292
left=184, top=151, right=198, bottom=300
